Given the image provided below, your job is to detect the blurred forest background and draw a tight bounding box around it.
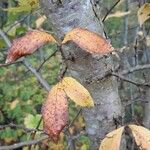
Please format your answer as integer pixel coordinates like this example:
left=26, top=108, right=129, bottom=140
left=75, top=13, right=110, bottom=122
left=0, top=0, right=150, bottom=149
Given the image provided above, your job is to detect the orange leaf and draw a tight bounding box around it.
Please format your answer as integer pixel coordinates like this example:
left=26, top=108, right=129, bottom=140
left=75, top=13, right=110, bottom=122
left=61, top=77, right=94, bottom=107
left=62, top=28, right=114, bottom=54
left=42, top=83, right=68, bottom=142
left=6, top=30, right=57, bottom=63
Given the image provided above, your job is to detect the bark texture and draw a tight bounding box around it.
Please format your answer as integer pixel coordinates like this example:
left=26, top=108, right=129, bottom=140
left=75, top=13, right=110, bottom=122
left=143, top=70, right=150, bottom=128
left=40, top=0, right=122, bottom=149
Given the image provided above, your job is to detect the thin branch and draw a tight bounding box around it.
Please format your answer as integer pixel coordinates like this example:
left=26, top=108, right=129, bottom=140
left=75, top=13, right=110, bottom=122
left=37, top=49, right=58, bottom=72
left=64, top=108, right=82, bottom=132
left=0, top=61, right=21, bottom=67
left=123, top=0, right=129, bottom=46
left=5, top=7, right=42, bottom=33
left=0, top=29, right=11, bottom=47
left=0, top=135, right=49, bottom=150
left=28, top=117, right=43, bottom=149
left=112, top=72, right=150, bottom=87
left=123, top=99, right=148, bottom=107
left=102, top=0, right=121, bottom=22
left=23, top=60, right=50, bottom=91
left=0, top=123, right=43, bottom=133
left=121, top=64, right=150, bottom=75
left=5, top=15, right=30, bottom=33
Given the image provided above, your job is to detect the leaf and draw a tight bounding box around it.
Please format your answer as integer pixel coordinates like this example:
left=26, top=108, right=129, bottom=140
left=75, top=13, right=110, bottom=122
left=42, top=83, right=68, bottom=142
left=3, top=0, right=39, bottom=13
left=61, top=77, right=94, bottom=107
left=36, top=15, right=47, bottom=28
left=6, top=30, right=57, bottom=63
left=10, top=99, right=19, bottom=110
left=99, top=127, right=124, bottom=150
left=24, top=114, right=42, bottom=129
left=106, top=11, right=130, bottom=20
left=138, top=3, right=150, bottom=26
left=129, top=125, right=150, bottom=149
left=62, top=28, right=114, bottom=54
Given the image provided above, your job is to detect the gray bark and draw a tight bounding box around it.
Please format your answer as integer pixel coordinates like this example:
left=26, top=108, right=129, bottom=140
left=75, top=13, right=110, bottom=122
left=40, top=0, right=122, bottom=149
left=143, top=90, right=150, bottom=128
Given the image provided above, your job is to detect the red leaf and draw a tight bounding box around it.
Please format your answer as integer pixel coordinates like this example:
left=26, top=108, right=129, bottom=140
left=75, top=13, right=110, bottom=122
left=42, top=84, right=68, bottom=142
left=62, top=28, right=114, bottom=54
left=6, top=30, right=57, bottom=63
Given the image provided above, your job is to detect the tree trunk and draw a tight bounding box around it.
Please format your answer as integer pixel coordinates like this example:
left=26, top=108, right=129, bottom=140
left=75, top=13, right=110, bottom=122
left=40, top=0, right=122, bottom=149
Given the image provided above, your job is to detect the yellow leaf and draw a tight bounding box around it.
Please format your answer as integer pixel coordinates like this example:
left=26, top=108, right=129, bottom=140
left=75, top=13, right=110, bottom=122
left=61, top=77, right=94, bottom=107
left=106, top=11, right=130, bottom=20
left=138, top=3, right=150, bottom=26
left=129, top=125, right=150, bottom=149
left=62, top=28, right=114, bottom=54
left=36, top=15, right=47, bottom=28
left=10, top=99, right=19, bottom=110
left=99, top=127, right=124, bottom=150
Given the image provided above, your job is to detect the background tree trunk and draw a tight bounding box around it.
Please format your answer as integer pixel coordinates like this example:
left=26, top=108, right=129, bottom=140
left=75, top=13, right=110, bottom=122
left=40, top=0, right=123, bottom=149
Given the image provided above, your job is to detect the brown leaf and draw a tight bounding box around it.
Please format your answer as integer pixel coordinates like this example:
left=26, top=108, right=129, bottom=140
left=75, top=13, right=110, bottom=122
left=6, top=30, right=57, bottom=63
left=61, top=77, right=94, bottom=107
left=99, top=127, right=124, bottom=150
left=62, top=28, right=114, bottom=54
left=138, top=3, right=150, bottom=26
left=129, top=125, right=150, bottom=150
left=42, top=83, right=68, bottom=142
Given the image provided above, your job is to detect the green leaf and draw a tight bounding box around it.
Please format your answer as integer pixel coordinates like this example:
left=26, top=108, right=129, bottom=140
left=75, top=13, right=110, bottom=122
left=24, top=114, right=43, bottom=129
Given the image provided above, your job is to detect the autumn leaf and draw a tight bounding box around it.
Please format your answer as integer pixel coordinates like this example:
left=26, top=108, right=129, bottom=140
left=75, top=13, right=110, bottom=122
left=62, top=28, right=114, bottom=54
left=129, top=125, right=150, bottom=149
left=6, top=30, right=57, bottom=63
left=138, top=3, right=150, bottom=26
left=61, top=77, right=94, bottom=107
left=106, top=11, right=130, bottom=20
left=42, top=83, right=68, bottom=142
left=36, top=15, right=47, bottom=28
left=99, top=127, right=124, bottom=150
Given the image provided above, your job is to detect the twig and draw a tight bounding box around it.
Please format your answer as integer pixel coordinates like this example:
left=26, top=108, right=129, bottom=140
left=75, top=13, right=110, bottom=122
left=121, top=64, right=150, bottom=75
left=0, top=135, right=49, bottom=150
left=64, top=108, right=82, bottom=132
left=29, top=117, right=43, bottom=149
left=123, top=0, right=129, bottom=46
left=0, top=29, right=11, bottom=47
left=123, top=99, right=148, bottom=107
left=23, top=60, right=50, bottom=91
left=112, top=72, right=150, bottom=87
left=5, top=7, right=42, bottom=33
left=37, top=49, right=58, bottom=72
left=0, top=61, right=21, bottom=67
left=64, top=109, right=82, bottom=150
left=5, top=15, right=30, bottom=33
left=102, top=0, right=121, bottom=22
left=0, top=123, right=43, bottom=133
